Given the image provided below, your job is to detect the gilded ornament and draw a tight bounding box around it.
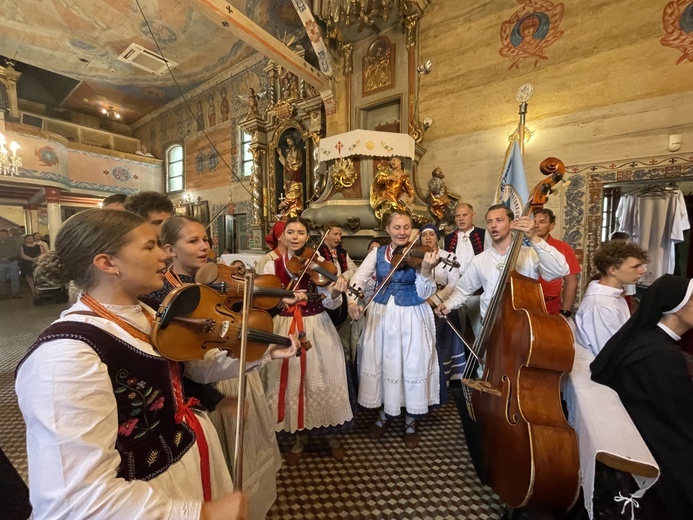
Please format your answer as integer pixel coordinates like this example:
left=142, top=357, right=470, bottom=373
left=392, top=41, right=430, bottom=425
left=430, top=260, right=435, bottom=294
left=329, top=157, right=357, bottom=191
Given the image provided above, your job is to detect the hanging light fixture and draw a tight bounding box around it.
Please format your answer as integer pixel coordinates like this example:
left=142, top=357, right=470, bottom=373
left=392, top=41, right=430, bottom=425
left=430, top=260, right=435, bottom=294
left=0, top=132, right=21, bottom=176
left=101, top=105, right=122, bottom=120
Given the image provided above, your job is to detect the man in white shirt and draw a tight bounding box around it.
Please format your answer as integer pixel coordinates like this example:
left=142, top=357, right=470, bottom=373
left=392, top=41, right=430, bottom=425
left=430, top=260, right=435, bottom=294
left=575, top=240, right=648, bottom=356
left=437, top=204, right=569, bottom=321
left=443, top=202, right=485, bottom=275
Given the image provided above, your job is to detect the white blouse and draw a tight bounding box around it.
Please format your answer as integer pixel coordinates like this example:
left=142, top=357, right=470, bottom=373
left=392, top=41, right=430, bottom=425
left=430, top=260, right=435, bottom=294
left=16, top=300, right=240, bottom=520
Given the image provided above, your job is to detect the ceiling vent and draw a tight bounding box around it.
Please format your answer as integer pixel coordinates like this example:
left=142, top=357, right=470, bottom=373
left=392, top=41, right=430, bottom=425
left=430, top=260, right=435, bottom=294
left=117, top=43, right=178, bottom=75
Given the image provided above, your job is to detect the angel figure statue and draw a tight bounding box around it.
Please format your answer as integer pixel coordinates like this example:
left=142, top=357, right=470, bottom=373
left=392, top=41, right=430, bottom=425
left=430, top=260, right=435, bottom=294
left=369, top=156, right=415, bottom=228
left=427, top=167, right=459, bottom=227
left=239, top=88, right=265, bottom=121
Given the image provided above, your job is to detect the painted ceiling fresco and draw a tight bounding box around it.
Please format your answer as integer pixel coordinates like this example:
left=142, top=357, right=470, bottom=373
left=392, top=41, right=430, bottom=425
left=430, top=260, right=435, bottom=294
left=0, top=0, right=302, bottom=123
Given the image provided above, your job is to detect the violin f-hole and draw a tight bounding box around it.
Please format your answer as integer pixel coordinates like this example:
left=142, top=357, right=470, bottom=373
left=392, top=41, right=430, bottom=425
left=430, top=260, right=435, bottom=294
left=501, top=375, right=519, bottom=426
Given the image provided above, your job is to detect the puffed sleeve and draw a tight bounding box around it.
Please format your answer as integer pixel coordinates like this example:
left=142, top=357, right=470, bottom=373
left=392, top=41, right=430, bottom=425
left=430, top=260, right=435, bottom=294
left=16, top=340, right=201, bottom=520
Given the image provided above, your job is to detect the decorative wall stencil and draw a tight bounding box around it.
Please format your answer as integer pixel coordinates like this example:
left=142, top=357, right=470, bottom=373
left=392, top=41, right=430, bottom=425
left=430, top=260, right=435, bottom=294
left=34, top=146, right=59, bottom=167
left=110, top=166, right=131, bottom=182
left=363, top=37, right=395, bottom=96
left=499, top=0, right=565, bottom=69
left=660, top=0, right=693, bottom=64
left=184, top=125, right=233, bottom=191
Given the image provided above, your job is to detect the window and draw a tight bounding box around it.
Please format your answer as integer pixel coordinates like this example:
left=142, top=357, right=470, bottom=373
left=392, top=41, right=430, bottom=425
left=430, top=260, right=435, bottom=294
left=601, top=187, right=621, bottom=243
left=240, top=131, right=253, bottom=177
left=166, top=144, right=184, bottom=192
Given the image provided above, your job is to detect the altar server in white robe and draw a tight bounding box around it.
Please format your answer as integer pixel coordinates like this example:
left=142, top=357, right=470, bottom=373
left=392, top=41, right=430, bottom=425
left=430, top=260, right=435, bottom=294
left=574, top=239, right=648, bottom=356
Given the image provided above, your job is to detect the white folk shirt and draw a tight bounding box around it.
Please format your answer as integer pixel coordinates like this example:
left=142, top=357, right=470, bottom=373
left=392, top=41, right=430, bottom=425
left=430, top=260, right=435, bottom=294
left=442, top=239, right=568, bottom=320
left=574, top=280, right=631, bottom=356
left=15, top=300, right=246, bottom=520
left=454, top=229, right=476, bottom=276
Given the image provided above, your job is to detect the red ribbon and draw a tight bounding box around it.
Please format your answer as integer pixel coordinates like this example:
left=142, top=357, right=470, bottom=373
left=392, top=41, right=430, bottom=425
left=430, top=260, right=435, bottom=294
left=169, top=362, right=212, bottom=502
left=277, top=300, right=308, bottom=429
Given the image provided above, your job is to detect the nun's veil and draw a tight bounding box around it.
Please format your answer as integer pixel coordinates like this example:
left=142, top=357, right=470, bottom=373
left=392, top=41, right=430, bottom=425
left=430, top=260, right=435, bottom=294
left=591, top=274, right=693, bottom=384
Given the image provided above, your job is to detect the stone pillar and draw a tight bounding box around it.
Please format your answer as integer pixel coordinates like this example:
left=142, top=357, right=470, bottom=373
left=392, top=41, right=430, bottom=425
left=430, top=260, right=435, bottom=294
left=45, top=187, right=62, bottom=249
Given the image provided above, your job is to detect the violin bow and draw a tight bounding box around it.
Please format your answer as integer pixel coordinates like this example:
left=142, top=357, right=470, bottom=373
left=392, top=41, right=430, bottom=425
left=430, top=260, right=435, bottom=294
left=355, top=230, right=421, bottom=320
left=286, top=229, right=329, bottom=291
left=232, top=272, right=254, bottom=489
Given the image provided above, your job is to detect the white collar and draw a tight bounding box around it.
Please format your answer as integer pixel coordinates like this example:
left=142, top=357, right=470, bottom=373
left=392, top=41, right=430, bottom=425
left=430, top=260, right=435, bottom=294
left=657, top=321, right=681, bottom=341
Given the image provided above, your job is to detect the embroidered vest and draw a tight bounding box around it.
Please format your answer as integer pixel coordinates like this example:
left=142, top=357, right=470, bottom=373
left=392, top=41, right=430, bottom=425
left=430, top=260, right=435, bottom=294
left=17, top=322, right=196, bottom=482
left=372, top=246, right=425, bottom=307
left=444, top=227, right=485, bottom=256
left=274, top=255, right=326, bottom=317
left=319, top=245, right=349, bottom=274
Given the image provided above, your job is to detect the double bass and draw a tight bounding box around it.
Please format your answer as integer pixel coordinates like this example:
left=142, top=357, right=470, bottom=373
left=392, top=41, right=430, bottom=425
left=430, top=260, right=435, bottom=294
left=460, top=157, right=580, bottom=514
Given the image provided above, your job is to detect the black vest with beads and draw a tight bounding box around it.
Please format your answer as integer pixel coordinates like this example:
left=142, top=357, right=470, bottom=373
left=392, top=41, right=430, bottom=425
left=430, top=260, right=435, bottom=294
left=17, top=321, right=196, bottom=481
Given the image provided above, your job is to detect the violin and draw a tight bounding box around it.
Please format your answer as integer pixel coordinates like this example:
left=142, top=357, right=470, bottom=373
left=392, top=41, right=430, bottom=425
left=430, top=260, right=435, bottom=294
left=392, top=243, right=460, bottom=270
left=287, top=247, right=365, bottom=299
left=152, top=283, right=294, bottom=362
left=195, top=263, right=322, bottom=309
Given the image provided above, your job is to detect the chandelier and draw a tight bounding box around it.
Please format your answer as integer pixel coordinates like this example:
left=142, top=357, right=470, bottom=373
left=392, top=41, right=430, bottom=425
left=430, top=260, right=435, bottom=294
left=316, top=0, right=428, bottom=33
left=101, top=105, right=122, bottom=121
left=0, top=132, right=21, bottom=176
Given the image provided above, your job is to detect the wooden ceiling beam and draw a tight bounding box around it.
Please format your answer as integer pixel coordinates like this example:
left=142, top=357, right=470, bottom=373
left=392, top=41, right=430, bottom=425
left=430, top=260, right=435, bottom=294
left=193, top=0, right=335, bottom=114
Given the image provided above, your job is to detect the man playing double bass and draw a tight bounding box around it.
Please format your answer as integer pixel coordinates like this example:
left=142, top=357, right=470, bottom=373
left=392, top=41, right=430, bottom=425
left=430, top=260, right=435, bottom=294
left=436, top=204, right=569, bottom=320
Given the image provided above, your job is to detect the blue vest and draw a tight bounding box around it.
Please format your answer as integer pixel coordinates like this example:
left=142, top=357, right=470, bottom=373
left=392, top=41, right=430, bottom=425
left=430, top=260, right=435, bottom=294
left=372, top=246, right=425, bottom=307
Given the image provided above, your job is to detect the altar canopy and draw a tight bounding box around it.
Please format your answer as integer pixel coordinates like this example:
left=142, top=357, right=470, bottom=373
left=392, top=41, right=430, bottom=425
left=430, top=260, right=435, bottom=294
left=318, top=130, right=415, bottom=162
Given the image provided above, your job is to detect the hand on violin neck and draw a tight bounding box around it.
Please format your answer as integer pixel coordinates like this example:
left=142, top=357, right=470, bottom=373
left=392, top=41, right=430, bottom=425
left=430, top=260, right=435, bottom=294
left=281, top=290, right=307, bottom=305
left=269, top=334, right=299, bottom=360
left=420, top=250, right=438, bottom=278
left=330, top=275, right=348, bottom=298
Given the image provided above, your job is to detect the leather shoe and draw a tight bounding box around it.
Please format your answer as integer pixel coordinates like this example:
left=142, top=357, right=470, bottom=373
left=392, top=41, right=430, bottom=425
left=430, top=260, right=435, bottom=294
left=330, top=446, right=347, bottom=460
left=404, top=431, right=420, bottom=448
left=285, top=450, right=303, bottom=466
left=368, top=419, right=390, bottom=440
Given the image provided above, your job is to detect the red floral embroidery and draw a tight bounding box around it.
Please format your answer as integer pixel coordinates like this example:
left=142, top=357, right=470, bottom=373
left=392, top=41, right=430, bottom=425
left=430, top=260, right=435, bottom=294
left=118, top=418, right=139, bottom=436
left=149, top=397, right=165, bottom=411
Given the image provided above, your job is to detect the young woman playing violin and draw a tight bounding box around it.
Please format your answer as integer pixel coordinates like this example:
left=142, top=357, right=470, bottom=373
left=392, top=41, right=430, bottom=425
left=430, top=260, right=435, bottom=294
left=260, top=216, right=354, bottom=465
left=419, top=223, right=466, bottom=405
left=348, top=211, right=440, bottom=449
left=16, top=210, right=298, bottom=519
left=146, top=216, right=298, bottom=520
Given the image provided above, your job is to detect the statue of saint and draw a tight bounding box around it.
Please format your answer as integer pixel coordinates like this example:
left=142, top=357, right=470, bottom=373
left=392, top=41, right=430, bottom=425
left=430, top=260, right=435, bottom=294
left=276, top=136, right=304, bottom=219
left=427, top=167, right=458, bottom=226
left=369, top=156, right=415, bottom=228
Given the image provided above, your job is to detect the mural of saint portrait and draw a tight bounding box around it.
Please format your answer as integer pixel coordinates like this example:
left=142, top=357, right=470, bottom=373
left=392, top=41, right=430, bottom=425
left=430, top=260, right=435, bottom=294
left=660, top=0, right=693, bottom=64
left=207, top=93, right=217, bottom=128
left=499, top=0, right=565, bottom=69
left=219, top=86, right=230, bottom=122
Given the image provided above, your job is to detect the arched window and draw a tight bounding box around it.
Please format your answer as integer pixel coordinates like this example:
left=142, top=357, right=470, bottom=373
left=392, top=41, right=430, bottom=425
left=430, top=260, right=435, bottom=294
left=166, top=144, right=184, bottom=192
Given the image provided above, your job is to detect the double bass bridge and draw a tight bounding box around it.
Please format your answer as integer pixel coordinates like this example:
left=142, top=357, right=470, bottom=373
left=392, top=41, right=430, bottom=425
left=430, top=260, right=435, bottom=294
left=462, top=378, right=502, bottom=397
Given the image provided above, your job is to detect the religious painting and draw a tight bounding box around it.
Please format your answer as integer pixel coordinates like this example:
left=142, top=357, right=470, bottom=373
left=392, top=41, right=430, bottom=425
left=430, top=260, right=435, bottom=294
left=174, top=203, right=191, bottom=217
left=661, top=0, right=693, bottom=64
left=273, top=127, right=307, bottom=220
left=499, top=0, right=565, bottom=70
left=193, top=200, right=210, bottom=226
left=362, top=37, right=395, bottom=96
